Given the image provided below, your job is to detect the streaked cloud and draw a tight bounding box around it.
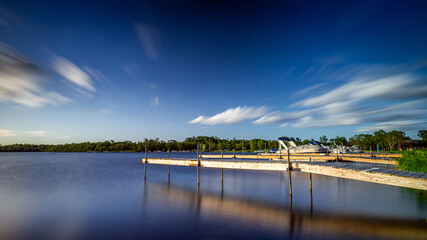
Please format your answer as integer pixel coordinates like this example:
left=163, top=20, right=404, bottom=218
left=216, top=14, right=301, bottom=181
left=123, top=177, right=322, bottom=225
left=100, top=107, right=113, bottom=115
left=293, top=83, right=326, bottom=96
left=0, top=129, right=19, bottom=137
left=150, top=97, right=159, bottom=107
left=0, top=129, right=48, bottom=137
left=122, top=61, right=142, bottom=78
left=0, top=42, right=70, bottom=108
left=356, top=120, right=427, bottom=132
left=26, top=130, right=47, bottom=136
left=295, top=74, right=427, bottom=108
left=56, top=136, right=70, bottom=139
left=134, top=24, right=159, bottom=60
left=189, top=106, right=268, bottom=125
left=192, top=70, right=427, bottom=132
left=84, top=66, right=113, bottom=86
left=52, top=55, right=95, bottom=91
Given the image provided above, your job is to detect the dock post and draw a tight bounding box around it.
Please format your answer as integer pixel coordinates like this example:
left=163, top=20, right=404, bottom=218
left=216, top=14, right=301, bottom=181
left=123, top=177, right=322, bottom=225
left=221, top=150, right=224, bottom=183
left=336, top=144, right=339, bottom=162
left=309, top=157, right=312, bottom=192
left=168, top=149, right=170, bottom=179
left=287, top=149, right=292, bottom=197
left=144, top=138, right=147, bottom=180
left=234, top=148, right=236, bottom=158
left=197, top=144, right=200, bottom=187
left=242, top=140, right=244, bottom=160
left=341, top=144, right=344, bottom=162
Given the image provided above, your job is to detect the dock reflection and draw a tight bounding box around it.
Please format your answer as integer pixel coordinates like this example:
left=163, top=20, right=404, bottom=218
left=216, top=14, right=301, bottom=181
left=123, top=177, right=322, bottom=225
left=142, top=182, right=427, bottom=240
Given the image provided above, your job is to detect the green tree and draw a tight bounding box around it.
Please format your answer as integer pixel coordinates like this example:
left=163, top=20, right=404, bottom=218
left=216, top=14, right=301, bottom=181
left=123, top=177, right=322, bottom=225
left=319, top=135, right=328, bottom=145
left=349, top=134, right=374, bottom=150
left=332, top=136, right=347, bottom=146
left=249, top=139, right=256, bottom=152
left=384, top=130, right=409, bottom=151
left=418, top=130, right=427, bottom=141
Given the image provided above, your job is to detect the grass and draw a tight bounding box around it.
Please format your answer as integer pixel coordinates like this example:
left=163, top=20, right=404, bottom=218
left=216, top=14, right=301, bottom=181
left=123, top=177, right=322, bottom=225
left=397, top=150, right=427, bottom=173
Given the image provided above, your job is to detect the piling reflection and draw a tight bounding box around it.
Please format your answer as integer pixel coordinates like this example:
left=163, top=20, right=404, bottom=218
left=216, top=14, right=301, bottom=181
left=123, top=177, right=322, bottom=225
left=143, top=182, right=427, bottom=240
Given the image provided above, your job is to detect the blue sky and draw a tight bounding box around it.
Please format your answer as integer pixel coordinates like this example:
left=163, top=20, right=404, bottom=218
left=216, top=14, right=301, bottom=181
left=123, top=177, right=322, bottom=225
left=0, top=0, right=426, bottom=144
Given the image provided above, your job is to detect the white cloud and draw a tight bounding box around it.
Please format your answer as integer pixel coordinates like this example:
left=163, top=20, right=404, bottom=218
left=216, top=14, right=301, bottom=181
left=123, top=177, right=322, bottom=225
left=26, top=130, right=47, bottom=136
left=122, top=61, right=141, bottom=78
left=52, top=55, right=95, bottom=91
left=295, top=74, right=427, bottom=108
left=293, top=83, right=325, bottom=96
left=100, top=108, right=113, bottom=115
left=356, top=120, right=427, bottom=132
left=134, top=24, right=159, bottom=60
left=151, top=97, right=159, bottom=107
left=0, top=129, right=19, bottom=137
left=0, top=129, right=48, bottom=137
left=84, top=66, right=112, bottom=86
left=57, top=136, right=70, bottom=139
left=189, top=106, right=268, bottom=125
left=194, top=71, right=427, bottom=133
left=0, top=42, right=70, bottom=108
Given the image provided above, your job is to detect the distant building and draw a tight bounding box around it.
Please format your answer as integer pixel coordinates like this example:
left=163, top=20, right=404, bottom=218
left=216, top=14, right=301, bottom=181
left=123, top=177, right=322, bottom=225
left=399, top=140, right=426, bottom=150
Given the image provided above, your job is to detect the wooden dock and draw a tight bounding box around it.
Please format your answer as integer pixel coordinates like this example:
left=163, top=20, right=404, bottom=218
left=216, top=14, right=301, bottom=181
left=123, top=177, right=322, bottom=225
left=262, top=152, right=402, bottom=158
left=200, top=154, right=398, bottom=165
left=142, top=158, right=427, bottom=191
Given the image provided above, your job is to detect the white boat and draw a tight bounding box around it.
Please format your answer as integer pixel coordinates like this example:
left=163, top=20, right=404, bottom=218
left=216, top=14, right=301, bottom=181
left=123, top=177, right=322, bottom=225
left=275, top=137, right=328, bottom=154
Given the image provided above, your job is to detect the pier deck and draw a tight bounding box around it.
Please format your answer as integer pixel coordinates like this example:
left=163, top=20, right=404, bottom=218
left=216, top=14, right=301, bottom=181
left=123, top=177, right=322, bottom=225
left=200, top=154, right=398, bottom=165
left=143, top=158, right=427, bottom=191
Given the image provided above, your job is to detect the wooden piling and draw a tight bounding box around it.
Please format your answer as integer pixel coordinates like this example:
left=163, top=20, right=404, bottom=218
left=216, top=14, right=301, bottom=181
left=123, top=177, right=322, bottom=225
left=144, top=138, right=147, bottom=180
left=336, top=145, right=339, bottom=162
left=288, top=149, right=292, bottom=197
left=221, top=150, right=224, bottom=183
left=309, top=157, right=312, bottom=192
left=168, top=149, right=170, bottom=178
left=341, top=144, right=344, bottom=161
left=197, top=144, right=200, bottom=186
left=242, top=141, right=244, bottom=160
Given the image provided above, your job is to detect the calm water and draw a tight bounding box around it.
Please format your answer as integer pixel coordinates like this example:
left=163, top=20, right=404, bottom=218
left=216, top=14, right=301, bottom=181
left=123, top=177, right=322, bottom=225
left=0, top=152, right=426, bottom=240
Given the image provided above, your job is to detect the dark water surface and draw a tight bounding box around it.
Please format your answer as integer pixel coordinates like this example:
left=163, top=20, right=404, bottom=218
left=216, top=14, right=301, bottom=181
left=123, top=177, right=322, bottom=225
left=0, top=152, right=426, bottom=240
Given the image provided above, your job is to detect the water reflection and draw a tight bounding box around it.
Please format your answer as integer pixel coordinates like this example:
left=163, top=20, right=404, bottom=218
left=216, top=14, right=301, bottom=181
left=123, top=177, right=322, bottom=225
left=0, top=152, right=426, bottom=240
left=143, top=182, right=427, bottom=240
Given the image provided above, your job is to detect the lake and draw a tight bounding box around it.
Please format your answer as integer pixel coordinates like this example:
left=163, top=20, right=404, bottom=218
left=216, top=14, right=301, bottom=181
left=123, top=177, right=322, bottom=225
left=0, top=152, right=426, bottom=239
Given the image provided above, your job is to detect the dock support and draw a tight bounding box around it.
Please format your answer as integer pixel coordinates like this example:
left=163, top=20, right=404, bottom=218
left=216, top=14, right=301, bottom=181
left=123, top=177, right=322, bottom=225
left=310, top=159, right=313, bottom=215
left=197, top=144, right=200, bottom=187
left=144, top=138, right=147, bottom=180
left=168, top=149, right=170, bottom=179
left=287, top=149, right=292, bottom=197
left=336, top=144, right=339, bottom=162
left=242, top=140, right=244, bottom=160
left=309, top=157, right=312, bottom=192
left=221, top=150, right=224, bottom=183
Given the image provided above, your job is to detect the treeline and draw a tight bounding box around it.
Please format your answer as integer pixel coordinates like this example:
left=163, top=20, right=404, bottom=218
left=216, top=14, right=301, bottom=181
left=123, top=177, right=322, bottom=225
left=0, top=137, right=278, bottom=153
left=0, top=130, right=425, bottom=153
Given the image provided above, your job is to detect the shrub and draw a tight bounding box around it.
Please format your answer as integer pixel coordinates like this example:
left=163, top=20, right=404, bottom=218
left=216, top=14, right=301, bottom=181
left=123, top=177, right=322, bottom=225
left=397, top=150, right=427, bottom=173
